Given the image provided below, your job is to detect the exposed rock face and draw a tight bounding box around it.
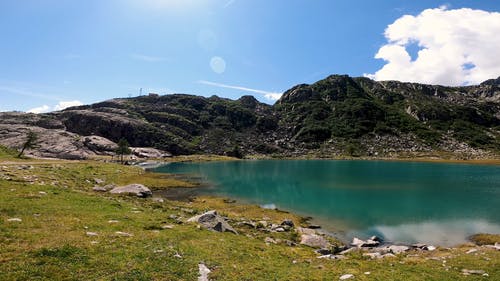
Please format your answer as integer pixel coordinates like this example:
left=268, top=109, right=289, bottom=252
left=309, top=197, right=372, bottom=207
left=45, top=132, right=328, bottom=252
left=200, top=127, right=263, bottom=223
left=109, top=184, right=152, bottom=198
left=0, top=112, right=121, bottom=159
left=83, top=136, right=117, bottom=154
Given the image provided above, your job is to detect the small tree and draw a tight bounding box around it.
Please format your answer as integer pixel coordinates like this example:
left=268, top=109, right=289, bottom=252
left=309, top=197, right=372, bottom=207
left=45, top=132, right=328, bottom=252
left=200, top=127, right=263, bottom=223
left=115, top=138, right=132, bottom=163
left=18, top=131, right=38, bottom=158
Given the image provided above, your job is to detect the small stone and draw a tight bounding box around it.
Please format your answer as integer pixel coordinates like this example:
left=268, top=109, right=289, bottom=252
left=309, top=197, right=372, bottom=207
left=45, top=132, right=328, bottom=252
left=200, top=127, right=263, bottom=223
left=339, top=274, right=354, bottom=280
left=38, top=191, right=47, bottom=195
left=466, top=249, right=478, bottom=254
left=412, top=243, right=427, bottom=249
left=296, top=227, right=316, bottom=235
left=364, top=272, right=371, bottom=275
left=94, top=178, right=105, bottom=184
left=461, top=269, right=486, bottom=275
left=265, top=237, right=277, bottom=244
left=92, top=186, right=108, bottom=192
left=115, top=231, right=133, bottom=237
left=424, top=245, right=436, bottom=251
left=274, top=227, right=285, bottom=232
left=241, top=221, right=257, bottom=228
left=7, top=218, right=22, bottom=222
left=173, top=253, right=182, bottom=259
left=315, top=248, right=332, bottom=255
left=86, top=232, right=98, bottom=236
left=161, top=225, right=174, bottom=229
left=307, top=224, right=321, bottom=229
left=339, top=248, right=357, bottom=255
left=300, top=233, right=330, bottom=249
left=181, top=208, right=195, bottom=214
left=198, top=263, right=211, bottom=281
left=484, top=243, right=500, bottom=251
left=108, top=220, right=119, bottom=223
left=351, top=237, right=365, bottom=247
left=382, top=253, right=397, bottom=258
left=363, top=252, right=381, bottom=259
left=318, top=254, right=345, bottom=260
left=281, top=219, right=294, bottom=227
left=388, top=245, right=410, bottom=254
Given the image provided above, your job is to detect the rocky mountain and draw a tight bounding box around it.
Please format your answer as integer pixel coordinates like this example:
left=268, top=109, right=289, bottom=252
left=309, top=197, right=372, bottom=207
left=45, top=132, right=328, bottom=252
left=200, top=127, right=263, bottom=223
left=1, top=75, right=499, bottom=159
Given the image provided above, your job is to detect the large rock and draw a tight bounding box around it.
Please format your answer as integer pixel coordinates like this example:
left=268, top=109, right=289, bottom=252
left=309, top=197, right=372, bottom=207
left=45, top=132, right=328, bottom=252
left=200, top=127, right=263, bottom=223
left=83, top=135, right=118, bottom=153
left=187, top=210, right=237, bottom=234
left=109, top=184, right=152, bottom=198
left=300, top=234, right=330, bottom=249
left=131, top=147, right=172, bottom=158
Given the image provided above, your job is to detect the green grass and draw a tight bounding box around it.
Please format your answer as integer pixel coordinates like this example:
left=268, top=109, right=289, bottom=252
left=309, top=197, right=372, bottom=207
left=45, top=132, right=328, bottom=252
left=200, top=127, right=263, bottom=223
left=1, top=153, right=499, bottom=280
left=0, top=145, right=17, bottom=158
left=469, top=234, right=500, bottom=245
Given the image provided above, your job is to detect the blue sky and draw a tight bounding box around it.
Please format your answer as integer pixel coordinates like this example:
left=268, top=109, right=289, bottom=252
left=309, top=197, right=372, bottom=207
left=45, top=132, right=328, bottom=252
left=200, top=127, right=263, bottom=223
left=1, top=0, right=499, bottom=112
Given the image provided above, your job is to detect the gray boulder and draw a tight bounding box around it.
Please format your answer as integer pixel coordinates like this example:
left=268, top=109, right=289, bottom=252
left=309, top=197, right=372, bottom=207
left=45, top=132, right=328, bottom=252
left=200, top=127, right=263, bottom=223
left=300, top=234, right=330, bottom=249
left=109, top=184, right=152, bottom=198
left=188, top=210, right=237, bottom=234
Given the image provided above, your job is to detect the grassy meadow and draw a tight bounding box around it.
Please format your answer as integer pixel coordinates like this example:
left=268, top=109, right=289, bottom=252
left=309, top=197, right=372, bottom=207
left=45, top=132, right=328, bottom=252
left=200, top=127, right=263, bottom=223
left=0, top=147, right=499, bottom=280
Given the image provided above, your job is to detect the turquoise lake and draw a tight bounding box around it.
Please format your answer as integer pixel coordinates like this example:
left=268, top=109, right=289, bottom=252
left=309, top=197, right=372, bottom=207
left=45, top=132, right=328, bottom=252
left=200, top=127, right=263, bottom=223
left=154, top=160, right=500, bottom=246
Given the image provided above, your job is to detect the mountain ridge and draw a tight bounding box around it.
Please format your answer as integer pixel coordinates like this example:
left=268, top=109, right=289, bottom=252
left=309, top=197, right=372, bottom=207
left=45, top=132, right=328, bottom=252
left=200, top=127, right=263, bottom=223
left=1, top=75, right=499, bottom=159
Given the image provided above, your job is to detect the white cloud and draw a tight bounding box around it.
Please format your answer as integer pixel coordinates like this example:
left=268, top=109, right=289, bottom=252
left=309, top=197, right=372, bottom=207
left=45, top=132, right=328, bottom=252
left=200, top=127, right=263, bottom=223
left=27, top=105, right=50, bottom=114
left=27, top=100, right=83, bottom=114
left=198, top=80, right=283, bottom=101
left=366, top=7, right=500, bottom=86
left=130, top=53, right=168, bottom=62
left=54, top=100, right=83, bottom=111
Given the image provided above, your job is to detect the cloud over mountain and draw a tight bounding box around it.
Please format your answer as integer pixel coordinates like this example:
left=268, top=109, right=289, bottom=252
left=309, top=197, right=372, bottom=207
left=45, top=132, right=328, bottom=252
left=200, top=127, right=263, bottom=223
left=366, top=7, right=500, bottom=86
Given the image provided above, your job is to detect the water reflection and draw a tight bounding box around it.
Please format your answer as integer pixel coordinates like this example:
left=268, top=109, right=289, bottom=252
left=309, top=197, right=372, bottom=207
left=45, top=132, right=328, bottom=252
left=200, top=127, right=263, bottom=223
left=357, top=219, right=500, bottom=246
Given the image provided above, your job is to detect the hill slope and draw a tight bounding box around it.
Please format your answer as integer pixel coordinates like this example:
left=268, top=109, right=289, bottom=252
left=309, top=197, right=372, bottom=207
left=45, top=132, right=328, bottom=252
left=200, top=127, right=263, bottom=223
left=1, top=75, right=499, bottom=159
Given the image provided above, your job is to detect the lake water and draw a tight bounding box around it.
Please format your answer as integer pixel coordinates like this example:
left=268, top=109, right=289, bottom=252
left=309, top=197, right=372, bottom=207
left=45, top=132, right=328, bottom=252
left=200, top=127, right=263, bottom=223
left=154, top=160, right=500, bottom=246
